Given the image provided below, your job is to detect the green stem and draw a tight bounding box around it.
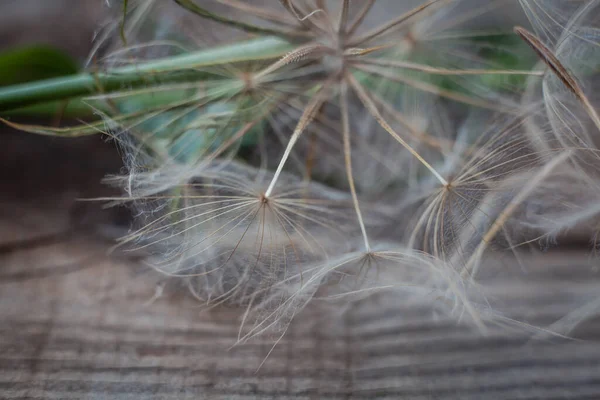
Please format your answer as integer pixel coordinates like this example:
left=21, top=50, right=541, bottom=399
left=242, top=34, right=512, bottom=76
left=120, top=0, right=129, bottom=45
left=0, top=36, right=291, bottom=112
left=1, top=87, right=196, bottom=118
left=2, top=98, right=97, bottom=118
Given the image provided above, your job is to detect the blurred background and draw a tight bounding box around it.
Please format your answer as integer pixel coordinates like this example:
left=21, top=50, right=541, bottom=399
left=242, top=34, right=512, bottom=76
left=1, top=1, right=599, bottom=399
left=0, top=0, right=127, bottom=246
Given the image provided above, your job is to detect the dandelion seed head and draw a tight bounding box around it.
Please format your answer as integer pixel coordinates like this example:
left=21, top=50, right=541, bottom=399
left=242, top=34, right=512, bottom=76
left=91, top=0, right=600, bottom=339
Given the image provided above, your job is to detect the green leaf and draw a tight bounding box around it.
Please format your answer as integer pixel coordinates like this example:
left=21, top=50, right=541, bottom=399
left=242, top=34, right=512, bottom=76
left=0, top=45, right=79, bottom=86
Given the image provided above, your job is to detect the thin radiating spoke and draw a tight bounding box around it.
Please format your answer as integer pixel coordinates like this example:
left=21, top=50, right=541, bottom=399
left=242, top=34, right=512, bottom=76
left=340, top=80, right=371, bottom=251
left=461, top=151, right=572, bottom=279
left=265, top=80, right=333, bottom=197
left=515, top=26, right=600, bottom=132
left=355, top=58, right=544, bottom=76
left=278, top=0, right=328, bottom=35
left=337, top=0, right=350, bottom=34
left=353, top=63, right=515, bottom=112
left=346, top=0, right=376, bottom=36
left=349, top=0, right=443, bottom=46
left=345, top=71, right=448, bottom=186
left=217, top=0, right=299, bottom=28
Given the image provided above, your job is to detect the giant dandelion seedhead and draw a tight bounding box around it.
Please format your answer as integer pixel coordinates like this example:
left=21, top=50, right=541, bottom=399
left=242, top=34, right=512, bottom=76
left=61, top=0, right=600, bottom=338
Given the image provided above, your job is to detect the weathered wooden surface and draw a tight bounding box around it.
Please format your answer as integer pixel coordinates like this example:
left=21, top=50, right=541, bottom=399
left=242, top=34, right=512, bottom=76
left=1, top=90, right=599, bottom=400
left=1, top=113, right=600, bottom=400
left=1, top=2, right=600, bottom=398
left=1, top=222, right=600, bottom=399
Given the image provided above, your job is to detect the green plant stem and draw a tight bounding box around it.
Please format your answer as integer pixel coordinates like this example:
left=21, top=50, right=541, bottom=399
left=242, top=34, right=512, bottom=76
left=120, top=0, right=129, bottom=45
left=2, top=98, right=97, bottom=118
left=0, top=36, right=291, bottom=112
left=2, top=87, right=195, bottom=119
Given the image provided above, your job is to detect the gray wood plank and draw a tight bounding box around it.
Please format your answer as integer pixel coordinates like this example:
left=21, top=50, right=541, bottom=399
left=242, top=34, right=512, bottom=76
left=1, top=232, right=599, bottom=399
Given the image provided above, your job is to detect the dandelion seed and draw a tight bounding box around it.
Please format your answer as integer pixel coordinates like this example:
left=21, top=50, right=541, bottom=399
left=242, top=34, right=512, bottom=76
left=96, top=0, right=580, bottom=337
left=117, top=160, right=356, bottom=305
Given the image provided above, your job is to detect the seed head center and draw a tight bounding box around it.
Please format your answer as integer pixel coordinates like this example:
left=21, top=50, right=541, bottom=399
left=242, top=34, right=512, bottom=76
left=322, top=35, right=349, bottom=73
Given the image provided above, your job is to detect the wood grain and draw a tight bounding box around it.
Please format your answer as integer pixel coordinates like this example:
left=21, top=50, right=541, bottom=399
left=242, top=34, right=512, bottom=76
left=1, top=229, right=599, bottom=399
left=1, top=2, right=599, bottom=398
